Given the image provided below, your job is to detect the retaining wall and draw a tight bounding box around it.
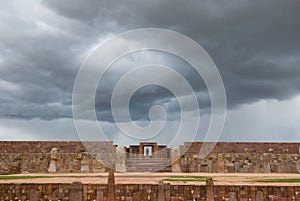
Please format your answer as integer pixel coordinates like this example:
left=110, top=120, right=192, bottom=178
left=0, top=182, right=300, bottom=200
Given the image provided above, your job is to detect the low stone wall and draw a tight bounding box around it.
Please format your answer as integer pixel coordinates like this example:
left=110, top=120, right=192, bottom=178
left=181, top=142, right=300, bottom=154
left=1, top=182, right=300, bottom=200
left=0, top=153, right=114, bottom=174
left=180, top=142, right=300, bottom=173
left=0, top=141, right=117, bottom=174
left=2, top=141, right=300, bottom=174
left=0, top=141, right=117, bottom=154
left=180, top=152, right=300, bottom=173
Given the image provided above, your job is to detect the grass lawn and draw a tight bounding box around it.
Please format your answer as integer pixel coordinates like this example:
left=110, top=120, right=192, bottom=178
left=0, top=176, right=54, bottom=180
left=255, top=178, right=300, bottom=183
left=163, top=176, right=209, bottom=183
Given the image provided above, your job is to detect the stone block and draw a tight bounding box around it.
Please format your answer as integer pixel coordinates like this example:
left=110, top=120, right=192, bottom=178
left=206, top=177, right=214, bottom=201
left=171, top=147, right=182, bottom=173
left=96, top=189, right=104, bottom=201
left=116, top=147, right=126, bottom=172
left=81, top=164, right=89, bottom=173
left=264, top=162, right=271, bottom=173
left=48, top=160, right=57, bottom=173
left=93, top=159, right=106, bottom=173
left=296, top=160, right=300, bottom=173
left=29, top=189, right=40, bottom=201
left=133, top=191, right=142, bottom=201
left=157, top=180, right=165, bottom=201
left=107, top=171, right=115, bottom=201
left=256, top=191, right=264, bottom=201
left=69, top=182, right=83, bottom=201
left=229, top=192, right=237, bottom=201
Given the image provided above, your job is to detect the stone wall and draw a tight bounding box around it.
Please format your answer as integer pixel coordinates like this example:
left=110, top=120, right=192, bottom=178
left=180, top=152, right=300, bottom=173
left=1, top=182, right=300, bottom=200
left=1, top=141, right=299, bottom=154
left=0, top=141, right=116, bottom=174
left=181, top=142, right=300, bottom=154
left=0, top=152, right=112, bottom=174
left=2, top=141, right=300, bottom=174
left=0, top=141, right=116, bottom=153
left=180, top=142, right=300, bottom=173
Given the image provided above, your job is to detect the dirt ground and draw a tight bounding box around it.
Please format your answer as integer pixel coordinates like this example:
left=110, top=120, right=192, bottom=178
left=1, top=173, right=300, bottom=186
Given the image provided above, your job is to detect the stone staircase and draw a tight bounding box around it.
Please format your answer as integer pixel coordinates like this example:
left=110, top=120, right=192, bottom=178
left=126, top=158, right=172, bottom=172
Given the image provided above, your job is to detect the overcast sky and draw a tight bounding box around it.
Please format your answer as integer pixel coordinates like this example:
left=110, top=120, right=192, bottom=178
left=0, top=0, right=300, bottom=145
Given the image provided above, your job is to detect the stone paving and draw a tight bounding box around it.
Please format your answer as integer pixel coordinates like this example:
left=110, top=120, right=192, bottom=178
left=1, top=173, right=300, bottom=186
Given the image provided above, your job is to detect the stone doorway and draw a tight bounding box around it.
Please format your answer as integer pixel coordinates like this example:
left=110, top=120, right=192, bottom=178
left=144, top=146, right=152, bottom=157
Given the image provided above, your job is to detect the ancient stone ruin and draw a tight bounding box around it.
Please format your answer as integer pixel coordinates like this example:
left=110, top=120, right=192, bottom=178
left=1, top=141, right=300, bottom=174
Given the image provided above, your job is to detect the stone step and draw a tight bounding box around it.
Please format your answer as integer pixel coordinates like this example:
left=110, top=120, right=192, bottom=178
left=126, top=158, right=172, bottom=172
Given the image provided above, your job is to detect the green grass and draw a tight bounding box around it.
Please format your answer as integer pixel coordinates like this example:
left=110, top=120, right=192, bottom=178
left=0, top=176, right=54, bottom=180
left=163, top=176, right=208, bottom=183
left=255, top=178, right=300, bottom=183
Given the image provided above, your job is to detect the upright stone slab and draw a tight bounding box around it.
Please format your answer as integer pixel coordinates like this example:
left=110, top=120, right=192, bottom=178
left=165, top=183, right=171, bottom=201
left=133, top=191, right=142, bottom=201
left=171, top=147, right=181, bottom=172
left=51, top=189, right=64, bottom=200
left=69, top=182, right=83, bottom=201
left=29, top=189, right=40, bottom=201
left=263, top=153, right=271, bottom=173
left=116, top=147, right=126, bottom=172
left=296, top=160, right=300, bottom=173
left=206, top=177, right=214, bottom=201
left=157, top=180, right=165, bottom=201
left=96, top=189, right=104, bottom=201
left=80, top=152, right=90, bottom=173
left=48, top=148, right=58, bottom=173
left=107, top=171, right=115, bottom=201
left=264, top=162, right=271, bottom=173
left=229, top=192, right=237, bottom=201
left=192, top=188, right=200, bottom=200
left=256, top=191, right=264, bottom=201
left=48, top=160, right=57, bottom=173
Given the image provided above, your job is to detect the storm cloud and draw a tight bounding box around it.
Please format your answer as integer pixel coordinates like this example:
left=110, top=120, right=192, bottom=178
left=0, top=0, right=300, bottom=143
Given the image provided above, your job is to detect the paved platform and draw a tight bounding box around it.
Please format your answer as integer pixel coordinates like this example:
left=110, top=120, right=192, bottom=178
left=1, top=173, right=300, bottom=186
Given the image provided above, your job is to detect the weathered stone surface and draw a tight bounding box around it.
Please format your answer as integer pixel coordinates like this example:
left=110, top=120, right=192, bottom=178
left=48, top=160, right=57, bottom=173
left=133, top=191, right=142, bottom=201
left=229, top=192, right=237, bottom=201
left=264, top=162, right=271, bottom=173
left=206, top=177, right=214, bottom=201
left=157, top=180, right=165, bottom=201
left=0, top=183, right=300, bottom=200
left=256, top=191, right=264, bottom=201
left=0, top=163, right=10, bottom=175
left=296, top=160, right=300, bottom=173
left=50, top=148, right=58, bottom=160
left=2, top=141, right=300, bottom=174
left=116, top=147, right=126, bottom=172
left=48, top=148, right=58, bottom=173
left=80, top=164, right=89, bottom=173
left=80, top=152, right=90, bottom=173
left=198, top=142, right=215, bottom=159
left=51, top=189, right=64, bottom=200
left=69, top=182, right=83, bottom=201
left=165, top=183, right=171, bottom=201
left=96, top=189, right=104, bottom=201
left=93, top=159, right=106, bottom=173
left=171, top=147, right=181, bottom=173
left=29, top=189, right=40, bottom=201
left=107, top=171, right=115, bottom=201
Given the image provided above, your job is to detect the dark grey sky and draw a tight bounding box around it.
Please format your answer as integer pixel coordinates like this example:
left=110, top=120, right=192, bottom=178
left=0, top=0, right=300, bottom=144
